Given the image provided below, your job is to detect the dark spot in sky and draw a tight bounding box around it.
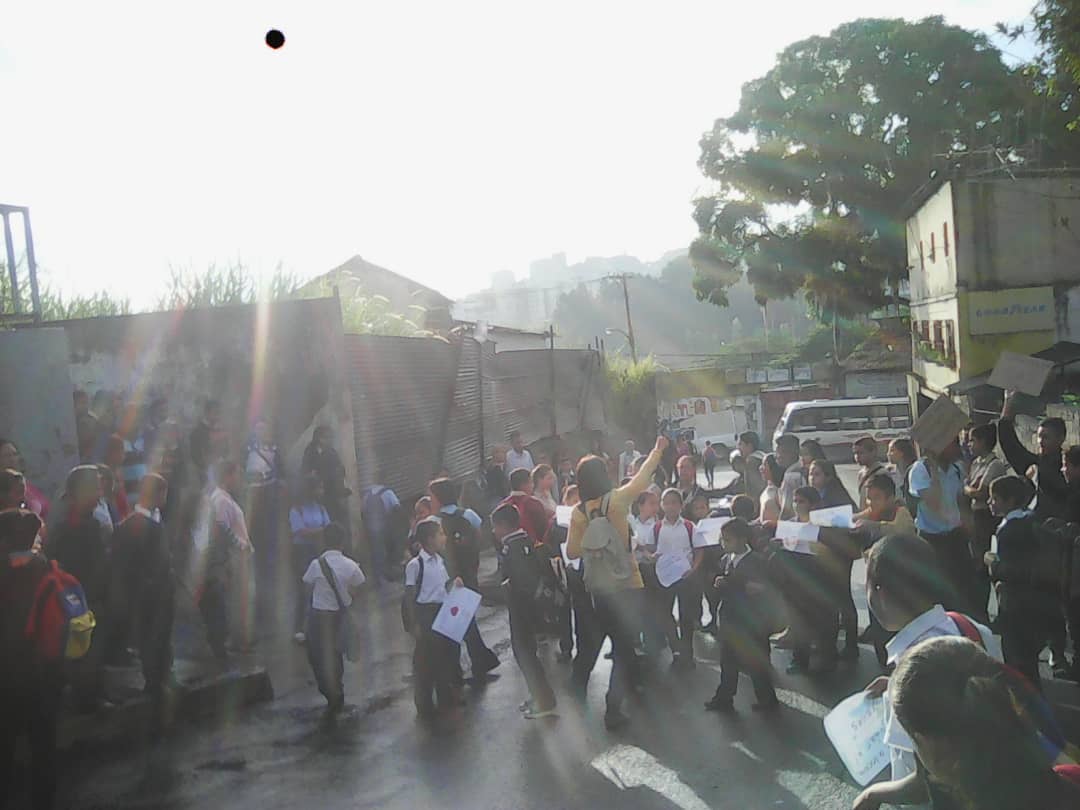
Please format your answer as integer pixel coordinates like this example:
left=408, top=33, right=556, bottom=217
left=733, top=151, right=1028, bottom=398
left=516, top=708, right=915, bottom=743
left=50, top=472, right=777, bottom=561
left=265, top=29, right=285, bottom=50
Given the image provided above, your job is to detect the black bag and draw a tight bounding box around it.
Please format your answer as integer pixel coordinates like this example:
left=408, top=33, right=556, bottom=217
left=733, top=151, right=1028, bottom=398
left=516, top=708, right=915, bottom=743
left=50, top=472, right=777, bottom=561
left=442, top=507, right=480, bottom=584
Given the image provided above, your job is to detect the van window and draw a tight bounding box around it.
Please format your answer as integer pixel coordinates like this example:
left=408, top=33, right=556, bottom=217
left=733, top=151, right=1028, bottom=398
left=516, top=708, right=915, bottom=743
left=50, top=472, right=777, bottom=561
left=888, top=404, right=911, bottom=429
left=819, top=407, right=841, bottom=432
left=870, top=405, right=890, bottom=430
left=789, top=410, right=819, bottom=432
left=840, top=406, right=871, bottom=431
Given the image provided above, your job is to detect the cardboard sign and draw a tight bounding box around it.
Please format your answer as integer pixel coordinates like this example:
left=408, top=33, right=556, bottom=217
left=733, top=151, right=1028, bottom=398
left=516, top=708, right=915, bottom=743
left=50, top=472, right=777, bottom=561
left=692, top=517, right=730, bottom=548
left=823, top=692, right=890, bottom=787
left=987, top=351, right=1056, bottom=397
left=810, top=505, right=854, bottom=529
left=431, top=586, right=482, bottom=643
left=910, top=395, right=969, bottom=454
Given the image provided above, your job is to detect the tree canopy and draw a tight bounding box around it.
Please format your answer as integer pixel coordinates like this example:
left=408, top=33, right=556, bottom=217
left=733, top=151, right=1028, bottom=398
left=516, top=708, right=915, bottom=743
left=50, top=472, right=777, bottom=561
left=692, top=16, right=1080, bottom=317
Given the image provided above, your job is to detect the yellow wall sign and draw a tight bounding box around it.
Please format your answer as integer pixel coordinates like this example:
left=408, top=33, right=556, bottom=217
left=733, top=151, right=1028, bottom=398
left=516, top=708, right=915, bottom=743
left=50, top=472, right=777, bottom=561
left=967, top=286, right=1055, bottom=336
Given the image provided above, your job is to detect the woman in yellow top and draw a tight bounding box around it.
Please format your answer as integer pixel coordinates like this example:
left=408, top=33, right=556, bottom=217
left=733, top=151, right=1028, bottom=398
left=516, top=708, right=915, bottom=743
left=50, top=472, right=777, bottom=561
left=567, top=434, right=667, bottom=730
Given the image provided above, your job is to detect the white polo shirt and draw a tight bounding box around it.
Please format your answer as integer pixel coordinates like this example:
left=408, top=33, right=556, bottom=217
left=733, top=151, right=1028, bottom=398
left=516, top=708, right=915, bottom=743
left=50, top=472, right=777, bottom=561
left=404, top=549, right=451, bottom=604
left=882, top=605, right=1001, bottom=784
left=302, top=550, right=367, bottom=611
left=655, top=518, right=695, bottom=567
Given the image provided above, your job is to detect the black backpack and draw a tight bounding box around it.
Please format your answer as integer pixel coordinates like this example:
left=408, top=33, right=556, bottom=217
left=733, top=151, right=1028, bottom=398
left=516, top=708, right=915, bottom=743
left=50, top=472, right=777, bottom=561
left=442, top=507, right=480, bottom=580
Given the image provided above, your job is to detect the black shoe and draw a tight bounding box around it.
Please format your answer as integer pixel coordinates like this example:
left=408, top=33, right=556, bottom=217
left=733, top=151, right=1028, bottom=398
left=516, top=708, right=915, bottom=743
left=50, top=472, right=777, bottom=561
left=704, top=696, right=735, bottom=713
left=840, top=645, right=859, bottom=662
left=604, top=708, right=630, bottom=730
left=672, top=654, right=696, bottom=671
left=556, top=650, right=572, bottom=664
left=752, top=699, right=780, bottom=712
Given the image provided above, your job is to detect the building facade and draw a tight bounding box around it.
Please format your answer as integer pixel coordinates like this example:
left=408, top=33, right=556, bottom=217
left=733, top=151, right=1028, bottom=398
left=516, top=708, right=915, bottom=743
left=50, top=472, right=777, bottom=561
left=906, top=173, right=1080, bottom=412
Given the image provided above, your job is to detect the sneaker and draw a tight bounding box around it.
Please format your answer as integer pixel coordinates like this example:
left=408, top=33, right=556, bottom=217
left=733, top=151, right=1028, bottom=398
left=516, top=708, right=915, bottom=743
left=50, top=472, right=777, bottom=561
left=704, top=696, right=735, bottom=713
left=524, top=706, right=558, bottom=720
left=604, top=708, right=630, bottom=731
left=293, top=632, right=307, bottom=645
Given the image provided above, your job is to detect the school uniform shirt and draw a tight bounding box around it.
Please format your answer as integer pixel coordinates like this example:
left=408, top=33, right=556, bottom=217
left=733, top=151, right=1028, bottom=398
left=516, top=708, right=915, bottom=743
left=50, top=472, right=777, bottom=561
left=882, top=605, right=1001, bottom=784
left=289, top=502, right=331, bottom=543
left=404, top=548, right=450, bottom=604
left=302, top=550, right=366, bottom=610
left=654, top=517, right=696, bottom=568
left=989, top=509, right=1057, bottom=617
left=759, top=484, right=781, bottom=521
left=506, top=448, right=535, bottom=474
left=438, top=503, right=482, bottom=530
left=210, top=487, right=252, bottom=549
left=999, top=417, right=1069, bottom=520
left=908, top=459, right=964, bottom=534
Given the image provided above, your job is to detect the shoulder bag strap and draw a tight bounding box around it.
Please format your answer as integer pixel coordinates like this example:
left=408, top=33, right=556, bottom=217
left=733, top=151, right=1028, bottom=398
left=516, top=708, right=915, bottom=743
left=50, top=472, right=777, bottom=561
left=318, top=554, right=348, bottom=612
left=946, top=611, right=984, bottom=648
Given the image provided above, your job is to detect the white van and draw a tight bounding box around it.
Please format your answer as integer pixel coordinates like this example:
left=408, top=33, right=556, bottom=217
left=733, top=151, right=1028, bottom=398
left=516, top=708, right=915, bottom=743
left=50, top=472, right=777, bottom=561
left=772, top=397, right=911, bottom=460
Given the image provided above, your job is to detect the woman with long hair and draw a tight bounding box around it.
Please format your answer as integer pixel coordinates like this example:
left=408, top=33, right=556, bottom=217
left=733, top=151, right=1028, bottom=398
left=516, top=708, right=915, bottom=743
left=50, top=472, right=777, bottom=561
left=865, top=635, right=1080, bottom=810
left=531, top=463, right=558, bottom=515
left=758, top=453, right=784, bottom=523
left=567, top=434, right=668, bottom=730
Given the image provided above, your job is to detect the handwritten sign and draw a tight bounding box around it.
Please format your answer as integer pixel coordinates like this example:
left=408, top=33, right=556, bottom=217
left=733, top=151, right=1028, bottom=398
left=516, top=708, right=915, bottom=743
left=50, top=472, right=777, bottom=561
left=775, top=521, right=819, bottom=555
left=432, top=586, right=482, bottom=643
left=810, top=505, right=854, bottom=529
left=555, top=505, right=574, bottom=528
left=656, top=553, right=692, bottom=587
left=988, top=351, right=1056, bottom=397
left=823, top=692, right=890, bottom=786
left=910, top=395, right=969, bottom=454
left=692, top=517, right=730, bottom=548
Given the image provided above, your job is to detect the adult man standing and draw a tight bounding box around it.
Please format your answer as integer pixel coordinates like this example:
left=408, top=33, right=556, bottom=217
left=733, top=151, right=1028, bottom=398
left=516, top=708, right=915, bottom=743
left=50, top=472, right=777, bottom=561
left=618, top=441, right=638, bottom=481
left=506, top=431, right=535, bottom=474
left=998, top=392, right=1069, bottom=520
left=776, top=434, right=805, bottom=520
left=853, top=436, right=894, bottom=508
left=428, top=478, right=501, bottom=680
left=735, top=431, right=766, bottom=501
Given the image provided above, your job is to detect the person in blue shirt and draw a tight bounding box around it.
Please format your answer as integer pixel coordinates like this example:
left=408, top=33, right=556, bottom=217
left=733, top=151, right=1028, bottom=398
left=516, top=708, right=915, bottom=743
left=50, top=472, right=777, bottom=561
left=908, top=438, right=971, bottom=614
left=290, top=475, right=332, bottom=644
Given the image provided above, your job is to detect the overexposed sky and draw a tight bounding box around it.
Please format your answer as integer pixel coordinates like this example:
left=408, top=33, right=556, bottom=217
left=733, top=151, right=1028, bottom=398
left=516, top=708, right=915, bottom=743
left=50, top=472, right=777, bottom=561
left=2, top=0, right=1033, bottom=304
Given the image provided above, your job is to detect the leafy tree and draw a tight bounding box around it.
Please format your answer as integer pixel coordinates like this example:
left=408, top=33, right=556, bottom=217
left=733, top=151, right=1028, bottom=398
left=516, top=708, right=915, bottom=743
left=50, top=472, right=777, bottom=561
left=1007, top=2, right=1080, bottom=128
left=605, top=356, right=660, bottom=447
left=299, top=279, right=431, bottom=337
left=693, top=16, right=1080, bottom=342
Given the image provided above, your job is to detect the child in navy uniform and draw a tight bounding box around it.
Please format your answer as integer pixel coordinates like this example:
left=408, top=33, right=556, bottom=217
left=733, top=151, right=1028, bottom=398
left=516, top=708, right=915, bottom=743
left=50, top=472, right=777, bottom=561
left=984, top=475, right=1059, bottom=689
left=404, top=518, right=464, bottom=718
left=704, top=518, right=778, bottom=713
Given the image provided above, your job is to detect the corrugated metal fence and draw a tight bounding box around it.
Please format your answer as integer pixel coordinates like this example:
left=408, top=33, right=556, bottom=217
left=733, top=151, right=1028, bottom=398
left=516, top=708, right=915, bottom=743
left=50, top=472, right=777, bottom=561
left=345, top=335, right=607, bottom=498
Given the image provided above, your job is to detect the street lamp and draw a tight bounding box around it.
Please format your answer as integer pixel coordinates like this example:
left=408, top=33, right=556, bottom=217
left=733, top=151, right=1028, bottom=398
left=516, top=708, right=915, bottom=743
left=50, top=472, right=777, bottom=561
left=604, top=327, right=637, bottom=363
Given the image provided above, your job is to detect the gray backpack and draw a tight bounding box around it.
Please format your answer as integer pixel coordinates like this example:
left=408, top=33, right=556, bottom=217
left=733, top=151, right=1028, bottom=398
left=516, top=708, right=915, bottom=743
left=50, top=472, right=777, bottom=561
left=580, top=493, right=634, bottom=595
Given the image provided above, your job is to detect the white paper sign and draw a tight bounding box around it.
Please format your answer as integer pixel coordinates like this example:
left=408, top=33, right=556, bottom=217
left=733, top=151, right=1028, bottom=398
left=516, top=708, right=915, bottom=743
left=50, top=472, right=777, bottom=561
left=988, top=351, right=1056, bottom=397
left=431, top=586, right=482, bottom=643
left=810, top=505, right=854, bottom=529
left=560, top=541, right=581, bottom=571
left=693, top=517, right=730, bottom=548
left=655, top=553, right=692, bottom=587
left=556, top=505, right=574, bottom=528
left=775, top=521, right=820, bottom=554
left=823, top=692, right=890, bottom=787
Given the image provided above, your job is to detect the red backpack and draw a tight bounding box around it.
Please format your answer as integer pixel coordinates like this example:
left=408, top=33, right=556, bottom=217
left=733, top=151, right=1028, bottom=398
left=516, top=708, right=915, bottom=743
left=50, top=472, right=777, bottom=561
left=24, top=560, right=96, bottom=661
left=652, top=518, right=695, bottom=546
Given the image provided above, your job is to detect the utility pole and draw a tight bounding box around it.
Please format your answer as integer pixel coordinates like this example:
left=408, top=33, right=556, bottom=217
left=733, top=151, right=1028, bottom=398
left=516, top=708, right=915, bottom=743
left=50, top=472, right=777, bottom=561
left=613, top=273, right=638, bottom=364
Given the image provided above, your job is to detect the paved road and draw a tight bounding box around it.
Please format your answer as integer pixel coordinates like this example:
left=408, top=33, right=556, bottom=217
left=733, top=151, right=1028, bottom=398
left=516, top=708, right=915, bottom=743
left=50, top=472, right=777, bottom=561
left=56, top=464, right=1079, bottom=810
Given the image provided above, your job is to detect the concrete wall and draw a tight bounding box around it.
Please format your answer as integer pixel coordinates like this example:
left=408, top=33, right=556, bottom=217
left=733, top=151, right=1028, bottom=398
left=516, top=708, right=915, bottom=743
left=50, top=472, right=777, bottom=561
left=844, top=371, right=907, bottom=398
left=0, top=328, right=80, bottom=500
left=39, top=297, right=359, bottom=502
left=907, top=180, right=958, bottom=303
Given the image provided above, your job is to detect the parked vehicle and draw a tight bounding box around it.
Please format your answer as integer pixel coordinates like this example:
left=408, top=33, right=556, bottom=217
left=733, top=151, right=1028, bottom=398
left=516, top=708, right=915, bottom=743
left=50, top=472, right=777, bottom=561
left=684, top=407, right=749, bottom=463
left=771, top=397, right=911, bottom=460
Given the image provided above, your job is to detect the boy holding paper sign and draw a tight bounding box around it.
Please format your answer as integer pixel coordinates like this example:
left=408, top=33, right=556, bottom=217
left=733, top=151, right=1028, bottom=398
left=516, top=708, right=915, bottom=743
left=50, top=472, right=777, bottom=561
left=404, top=518, right=465, bottom=719
left=704, top=518, right=778, bottom=713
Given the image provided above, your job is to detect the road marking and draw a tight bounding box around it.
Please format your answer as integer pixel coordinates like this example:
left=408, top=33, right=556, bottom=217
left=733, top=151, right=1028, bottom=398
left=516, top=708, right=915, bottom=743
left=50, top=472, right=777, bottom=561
left=591, top=744, right=714, bottom=810
left=775, top=688, right=831, bottom=719
left=730, top=741, right=763, bottom=763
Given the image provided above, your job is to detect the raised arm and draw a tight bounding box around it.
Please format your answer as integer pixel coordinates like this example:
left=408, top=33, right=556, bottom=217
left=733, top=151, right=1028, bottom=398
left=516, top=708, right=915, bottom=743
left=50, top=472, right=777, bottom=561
left=617, top=436, right=669, bottom=502
left=998, top=392, right=1037, bottom=474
